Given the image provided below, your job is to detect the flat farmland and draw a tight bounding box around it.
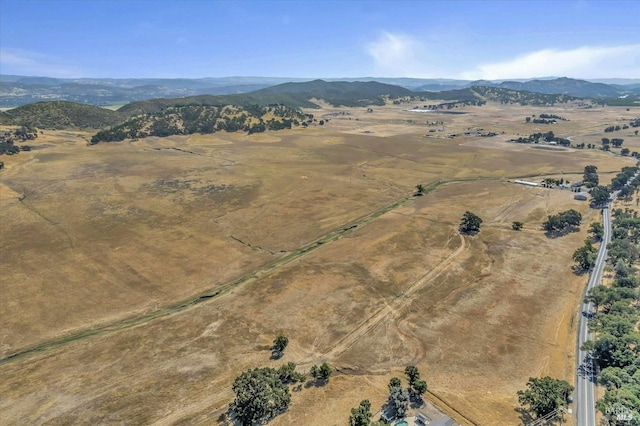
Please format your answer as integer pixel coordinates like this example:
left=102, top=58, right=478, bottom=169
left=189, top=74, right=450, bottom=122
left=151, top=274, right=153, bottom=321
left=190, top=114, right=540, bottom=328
left=0, top=102, right=638, bottom=425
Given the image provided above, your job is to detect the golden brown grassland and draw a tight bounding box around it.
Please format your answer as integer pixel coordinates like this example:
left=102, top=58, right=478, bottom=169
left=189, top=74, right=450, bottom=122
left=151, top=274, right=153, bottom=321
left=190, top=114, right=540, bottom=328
left=0, top=102, right=638, bottom=425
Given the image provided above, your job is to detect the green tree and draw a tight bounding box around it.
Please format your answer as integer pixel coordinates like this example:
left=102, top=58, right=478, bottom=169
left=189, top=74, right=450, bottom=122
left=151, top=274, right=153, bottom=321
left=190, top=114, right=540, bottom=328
left=589, top=222, right=604, bottom=241
left=459, top=211, right=483, bottom=235
left=277, top=362, right=305, bottom=384
left=583, top=165, right=599, bottom=188
left=573, top=241, right=597, bottom=270
left=349, top=400, right=372, bottom=426
left=311, top=362, right=332, bottom=383
left=415, top=184, right=426, bottom=195
left=413, top=379, right=428, bottom=399
left=584, top=285, right=611, bottom=314
left=512, top=221, right=524, bottom=231
left=272, top=334, right=289, bottom=354
left=387, top=378, right=410, bottom=419
left=404, top=366, right=420, bottom=386
left=231, top=367, right=291, bottom=425
left=388, top=377, right=402, bottom=390
left=543, top=210, right=582, bottom=234
left=517, top=376, right=574, bottom=419
left=590, top=186, right=611, bottom=207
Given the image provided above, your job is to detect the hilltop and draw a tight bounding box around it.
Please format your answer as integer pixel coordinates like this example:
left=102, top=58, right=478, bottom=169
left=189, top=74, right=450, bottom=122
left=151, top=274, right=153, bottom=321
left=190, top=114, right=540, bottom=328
left=1, top=101, right=123, bottom=129
left=253, top=79, right=412, bottom=106
left=90, top=103, right=307, bottom=143
left=467, top=77, right=623, bottom=98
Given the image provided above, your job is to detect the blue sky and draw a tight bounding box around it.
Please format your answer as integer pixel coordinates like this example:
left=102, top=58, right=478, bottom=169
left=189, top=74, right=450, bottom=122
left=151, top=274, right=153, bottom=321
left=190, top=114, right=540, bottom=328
left=1, top=0, right=638, bottom=79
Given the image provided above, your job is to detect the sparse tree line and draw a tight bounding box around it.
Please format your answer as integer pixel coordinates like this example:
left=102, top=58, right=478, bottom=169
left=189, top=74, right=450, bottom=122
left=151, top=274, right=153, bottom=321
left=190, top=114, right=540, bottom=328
left=511, top=130, right=570, bottom=146
left=90, top=103, right=306, bottom=144
left=581, top=207, right=640, bottom=424
left=348, top=366, right=428, bottom=426
left=604, top=125, right=630, bottom=133
left=572, top=166, right=640, bottom=271
left=525, top=113, right=568, bottom=124
left=517, top=169, right=640, bottom=424
left=229, top=343, right=433, bottom=424
left=569, top=167, right=640, bottom=423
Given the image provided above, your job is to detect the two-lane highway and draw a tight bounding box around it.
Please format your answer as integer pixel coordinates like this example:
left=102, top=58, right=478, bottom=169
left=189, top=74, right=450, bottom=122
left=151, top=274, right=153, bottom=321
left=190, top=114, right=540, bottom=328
left=575, top=203, right=612, bottom=426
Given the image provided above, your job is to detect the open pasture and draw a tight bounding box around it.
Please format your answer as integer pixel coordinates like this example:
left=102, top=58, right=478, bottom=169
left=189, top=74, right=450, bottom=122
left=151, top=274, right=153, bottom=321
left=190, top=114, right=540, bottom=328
left=0, top=102, right=637, bottom=424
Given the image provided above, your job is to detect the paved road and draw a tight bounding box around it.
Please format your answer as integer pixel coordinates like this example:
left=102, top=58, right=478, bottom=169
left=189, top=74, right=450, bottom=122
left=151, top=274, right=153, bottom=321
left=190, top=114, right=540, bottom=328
left=575, top=203, right=612, bottom=426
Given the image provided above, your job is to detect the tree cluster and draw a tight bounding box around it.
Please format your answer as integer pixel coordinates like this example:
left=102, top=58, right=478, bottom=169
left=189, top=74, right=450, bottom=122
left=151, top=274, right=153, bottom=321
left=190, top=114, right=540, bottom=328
left=511, top=131, right=570, bottom=146
left=582, top=207, right=640, bottom=424
left=349, top=400, right=373, bottom=426
left=589, top=222, right=604, bottom=241
left=459, top=211, right=483, bottom=235
left=611, top=167, right=638, bottom=192
left=91, top=103, right=305, bottom=144
left=0, top=126, right=36, bottom=155
left=543, top=209, right=582, bottom=234
left=583, top=165, right=599, bottom=188
left=386, top=377, right=410, bottom=420
left=404, top=365, right=428, bottom=400
left=572, top=240, right=597, bottom=270
left=310, top=363, right=332, bottom=383
left=231, top=367, right=292, bottom=425
left=230, top=334, right=329, bottom=425
left=517, top=376, right=573, bottom=420
left=590, top=186, right=612, bottom=208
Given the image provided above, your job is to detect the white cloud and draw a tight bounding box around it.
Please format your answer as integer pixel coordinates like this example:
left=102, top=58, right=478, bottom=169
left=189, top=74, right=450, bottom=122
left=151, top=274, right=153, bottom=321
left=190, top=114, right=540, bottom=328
left=461, top=44, right=640, bottom=80
left=0, top=47, right=84, bottom=77
left=366, top=32, right=421, bottom=76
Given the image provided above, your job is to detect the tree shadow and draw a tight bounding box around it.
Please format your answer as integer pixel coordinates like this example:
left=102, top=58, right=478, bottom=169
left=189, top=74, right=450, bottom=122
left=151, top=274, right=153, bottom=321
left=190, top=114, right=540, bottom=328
left=572, top=265, right=590, bottom=276
left=514, top=407, right=534, bottom=425
left=409, top=398, right=424, bottom=409
left=544, top=226, right=580, bottom=239
left=304, top=378, right=328, bottom=388
left=269, top=350, right=283, bottom=360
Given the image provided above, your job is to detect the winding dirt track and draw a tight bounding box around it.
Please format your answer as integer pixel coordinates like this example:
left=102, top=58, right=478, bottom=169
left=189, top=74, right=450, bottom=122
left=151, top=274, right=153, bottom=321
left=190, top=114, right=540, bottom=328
left=324, top=232, right=467, bottom=360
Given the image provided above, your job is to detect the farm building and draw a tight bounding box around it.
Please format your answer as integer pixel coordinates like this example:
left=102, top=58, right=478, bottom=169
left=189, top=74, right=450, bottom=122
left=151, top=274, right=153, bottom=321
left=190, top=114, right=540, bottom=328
left=514, top=180, right=539, bottom=187
left=574, top=193, right=589, bottom=201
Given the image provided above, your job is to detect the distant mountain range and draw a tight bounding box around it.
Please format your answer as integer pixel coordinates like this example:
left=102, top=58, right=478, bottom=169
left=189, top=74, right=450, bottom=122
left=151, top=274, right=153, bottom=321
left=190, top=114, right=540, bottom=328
left=0, top=80, right=587, bottom=131
left=1, top=75, right=639, bottom=108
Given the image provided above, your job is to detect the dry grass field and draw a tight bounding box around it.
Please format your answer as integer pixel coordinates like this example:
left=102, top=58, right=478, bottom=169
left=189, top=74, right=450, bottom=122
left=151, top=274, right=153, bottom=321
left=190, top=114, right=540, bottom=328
left=0, top=102, right=638, bottom=425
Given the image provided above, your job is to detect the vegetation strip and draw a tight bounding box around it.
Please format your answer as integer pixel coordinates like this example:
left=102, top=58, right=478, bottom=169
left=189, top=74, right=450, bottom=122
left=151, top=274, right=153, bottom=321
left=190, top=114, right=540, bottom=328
left=0, top=172, right=598, bottom=366
left=0, top=188, right=427, bottom=365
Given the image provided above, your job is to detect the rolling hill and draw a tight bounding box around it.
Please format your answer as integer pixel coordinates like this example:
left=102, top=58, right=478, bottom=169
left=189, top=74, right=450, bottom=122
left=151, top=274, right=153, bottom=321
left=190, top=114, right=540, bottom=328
left=466, top=77, right=623, bottom=98
left=3, top=75, right=640, bottom=108
left=1, top=101, right=123, bottom=129
left=1, top=80, right=588, bottom=132
left=253, top=79, right=413, bottom=106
